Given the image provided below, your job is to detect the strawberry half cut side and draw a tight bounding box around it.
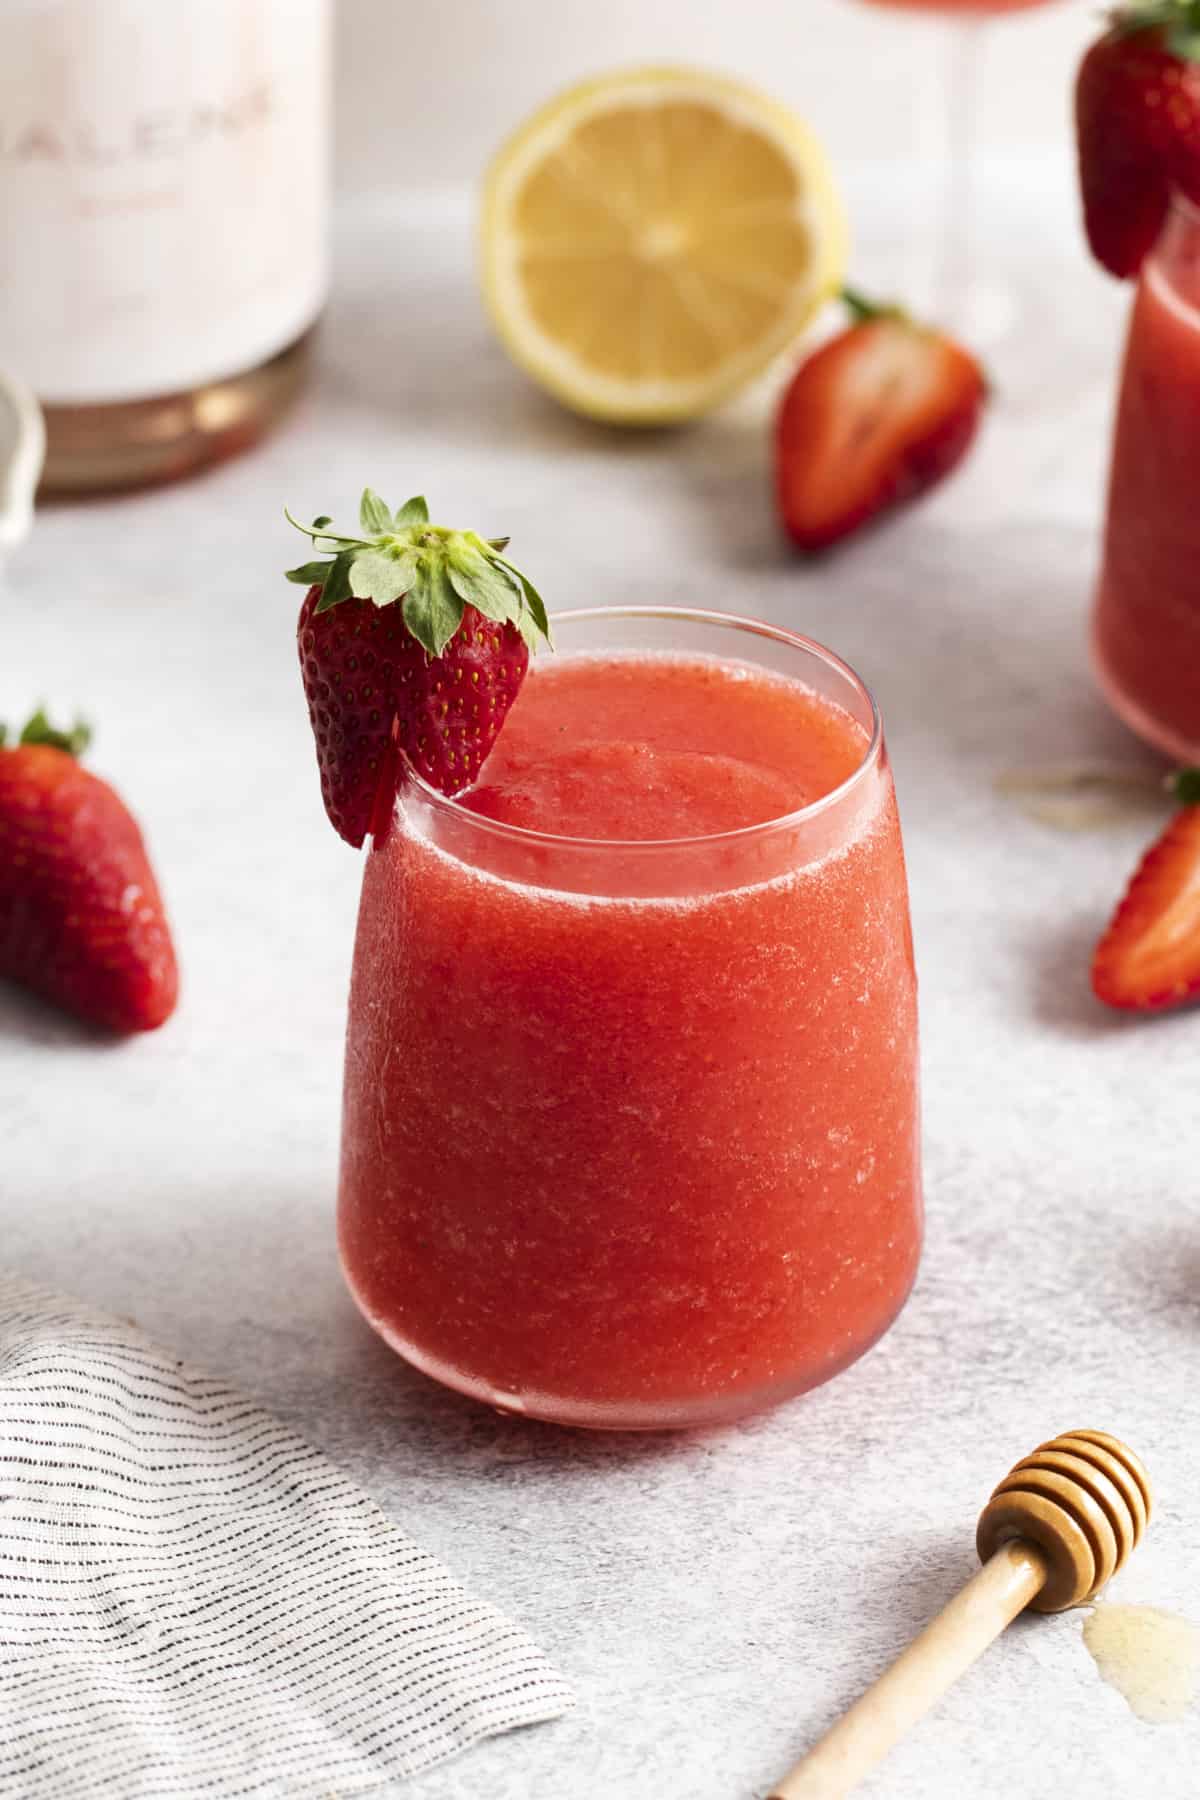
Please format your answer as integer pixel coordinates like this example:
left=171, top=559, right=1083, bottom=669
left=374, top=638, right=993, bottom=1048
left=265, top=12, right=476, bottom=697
left=287, top=490, right=552, bottom=848
left=775, top=290, right=986, bottom=554
left=1092, top=767, right=1200, bottom=1009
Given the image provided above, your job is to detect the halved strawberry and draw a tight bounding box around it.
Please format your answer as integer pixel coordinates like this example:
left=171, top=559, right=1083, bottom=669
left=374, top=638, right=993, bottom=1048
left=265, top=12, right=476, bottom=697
left=1092, top=769, right=1200, bottom=1009
left=287, top=490, right=551, bottom=847
left=775, top=291, right=986, bottom=554
left=1075, top=7, right=1200, bottom=281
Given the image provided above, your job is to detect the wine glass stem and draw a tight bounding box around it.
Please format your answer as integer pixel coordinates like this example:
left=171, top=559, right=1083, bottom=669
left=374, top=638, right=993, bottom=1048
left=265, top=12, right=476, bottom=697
left=937, top=17, right=984, bottom=328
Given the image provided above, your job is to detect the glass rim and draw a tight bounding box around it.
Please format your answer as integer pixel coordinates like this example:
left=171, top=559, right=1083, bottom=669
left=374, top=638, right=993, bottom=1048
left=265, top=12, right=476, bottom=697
left=403, top=605, right=884, bottom=853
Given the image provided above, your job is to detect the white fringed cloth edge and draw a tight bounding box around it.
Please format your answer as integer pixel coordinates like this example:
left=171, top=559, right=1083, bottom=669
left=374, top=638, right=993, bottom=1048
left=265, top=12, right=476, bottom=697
left=0, top=1271, right=571, bottom=1799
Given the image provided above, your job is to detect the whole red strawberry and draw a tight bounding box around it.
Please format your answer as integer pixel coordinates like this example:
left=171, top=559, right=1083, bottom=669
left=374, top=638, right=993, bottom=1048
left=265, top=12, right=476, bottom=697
left=288, top=490, right=551, bottom=847
left=0, top=712, right=178, bottom=1033
left=1076, top=5, right=1200, bottom=280
left=776, top=290, right=986, bottom=553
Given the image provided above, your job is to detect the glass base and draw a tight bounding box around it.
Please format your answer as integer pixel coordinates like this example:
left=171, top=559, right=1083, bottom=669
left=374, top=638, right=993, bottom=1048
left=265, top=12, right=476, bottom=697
left=343, top=1256, right=920, bottom=1433
left=38, top=326, right=316, bottom=496
left=1091, top=625, right=1199, bottom=765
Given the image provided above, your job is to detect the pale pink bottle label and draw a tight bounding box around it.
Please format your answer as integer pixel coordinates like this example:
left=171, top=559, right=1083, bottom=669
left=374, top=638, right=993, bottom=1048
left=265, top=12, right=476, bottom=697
left=0, top=0, right=330, bottom=403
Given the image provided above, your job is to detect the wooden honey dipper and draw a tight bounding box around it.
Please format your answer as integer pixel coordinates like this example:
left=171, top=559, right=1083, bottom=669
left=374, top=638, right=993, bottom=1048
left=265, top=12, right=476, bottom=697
left=769, top=1430, right=1153, bottom=1800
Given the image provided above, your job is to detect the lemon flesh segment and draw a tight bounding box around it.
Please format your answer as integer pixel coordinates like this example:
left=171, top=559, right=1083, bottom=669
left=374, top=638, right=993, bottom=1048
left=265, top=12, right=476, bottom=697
left=481, top=70, right=848, bottom=423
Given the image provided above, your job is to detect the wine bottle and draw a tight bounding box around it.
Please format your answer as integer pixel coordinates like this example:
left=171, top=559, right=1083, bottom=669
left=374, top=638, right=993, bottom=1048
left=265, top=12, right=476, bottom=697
left=0, top=0, right=330, bottom=493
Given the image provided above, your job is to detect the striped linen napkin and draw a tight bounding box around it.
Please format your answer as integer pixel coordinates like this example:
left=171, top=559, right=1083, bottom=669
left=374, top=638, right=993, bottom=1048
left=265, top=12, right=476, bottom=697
left=0, top=1271, right=571, bottom=1799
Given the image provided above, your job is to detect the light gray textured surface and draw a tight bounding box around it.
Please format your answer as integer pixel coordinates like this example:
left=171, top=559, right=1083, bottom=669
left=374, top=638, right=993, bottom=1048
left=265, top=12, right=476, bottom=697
left=2, top=166, right=1198, bottom=1798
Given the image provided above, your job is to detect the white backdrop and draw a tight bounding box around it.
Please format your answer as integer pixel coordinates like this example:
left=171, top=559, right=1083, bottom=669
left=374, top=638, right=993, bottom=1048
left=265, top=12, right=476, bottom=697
left=334, top=0, right=1095, bottom=192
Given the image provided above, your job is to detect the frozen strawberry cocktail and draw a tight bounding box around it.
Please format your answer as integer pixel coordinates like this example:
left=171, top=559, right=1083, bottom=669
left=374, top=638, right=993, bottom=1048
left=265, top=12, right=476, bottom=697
left=289, top=499, right=921, bottom=1427
left=859, top=1, right=1053, bottom=14
left=1093, top=199, right=1200, bottom=758
left=1077, top=7, right=1200, bottom=754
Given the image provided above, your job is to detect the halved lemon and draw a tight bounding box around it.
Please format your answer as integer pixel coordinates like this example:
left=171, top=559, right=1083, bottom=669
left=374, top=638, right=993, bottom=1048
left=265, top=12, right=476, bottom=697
left=480, top=66, right=847, bottom=425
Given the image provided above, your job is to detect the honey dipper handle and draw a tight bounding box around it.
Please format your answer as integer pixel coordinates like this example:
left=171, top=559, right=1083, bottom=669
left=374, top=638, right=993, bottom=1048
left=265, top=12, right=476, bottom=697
left=768, top=1540, right=1048, bottom=1800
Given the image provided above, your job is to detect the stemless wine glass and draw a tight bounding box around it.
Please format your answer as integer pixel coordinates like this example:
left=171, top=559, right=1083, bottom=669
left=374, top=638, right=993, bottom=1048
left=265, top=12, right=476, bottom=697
left=855, top=0, right=1063, bottom=333
left=338, top=609, right=923, bottom=1431
left=1093, top=195, right=1200, bottom=760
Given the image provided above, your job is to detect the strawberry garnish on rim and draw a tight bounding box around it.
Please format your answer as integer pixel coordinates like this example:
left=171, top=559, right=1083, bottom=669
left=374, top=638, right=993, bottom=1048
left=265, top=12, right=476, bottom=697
left=774, top=289, right=986, bottom=554
left=287, top=490, right=551, bottom=848
left=1076, top=2, right=1200, bottom=280
left=1092, top=767, right=1200, bottom=1010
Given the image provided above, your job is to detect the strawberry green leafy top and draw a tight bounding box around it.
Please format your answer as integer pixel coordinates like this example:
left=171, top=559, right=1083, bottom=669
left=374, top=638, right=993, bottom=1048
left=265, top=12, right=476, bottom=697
left=0, top=708, right=91, bottom=756
left=1113, top=0, right=1200, bottom=56
left=285, top=490, right=551, bottom=657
